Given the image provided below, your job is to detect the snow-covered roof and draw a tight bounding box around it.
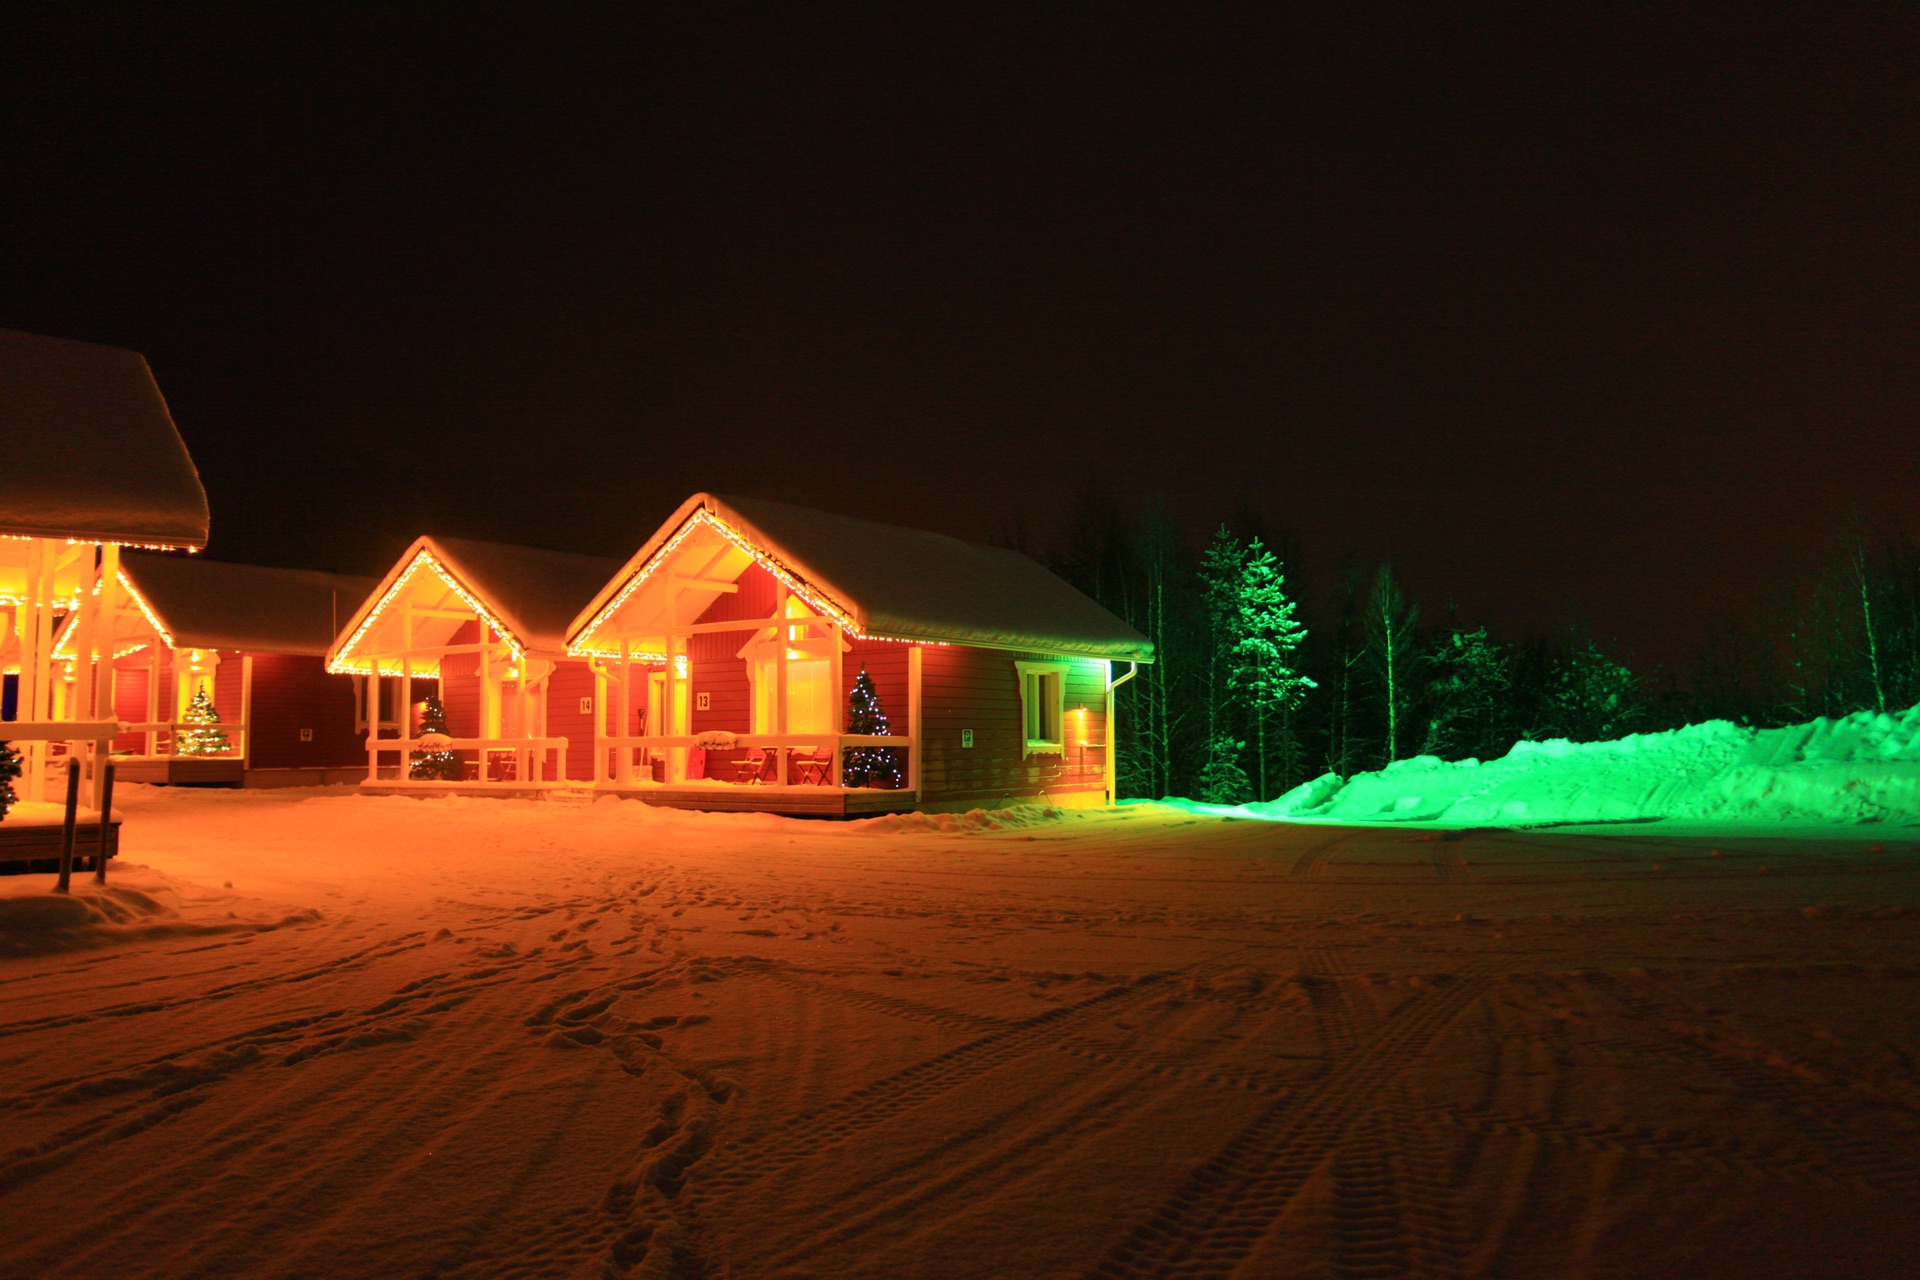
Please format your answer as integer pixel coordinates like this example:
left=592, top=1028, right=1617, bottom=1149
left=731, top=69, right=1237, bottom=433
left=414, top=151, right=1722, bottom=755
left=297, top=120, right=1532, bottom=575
left=0, top=329, right=209, bottom=548
left=118, top=554, right=380, bottom=657
left=329, top=536, right=623, bottom=671
left=570, top=493, right=1154, bottom=662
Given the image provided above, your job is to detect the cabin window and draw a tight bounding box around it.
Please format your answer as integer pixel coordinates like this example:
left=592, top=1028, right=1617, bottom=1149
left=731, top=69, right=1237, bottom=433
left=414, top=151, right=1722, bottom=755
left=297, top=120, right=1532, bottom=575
left=1016, top=661, right=1069, bottom=755
left=752, top=658, right=831, bottom=734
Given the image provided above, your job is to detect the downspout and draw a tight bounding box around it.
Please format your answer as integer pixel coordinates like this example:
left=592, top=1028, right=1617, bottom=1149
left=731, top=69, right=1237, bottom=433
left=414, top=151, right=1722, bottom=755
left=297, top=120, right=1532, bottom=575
left=1105, top=660, right=1138, bottom=806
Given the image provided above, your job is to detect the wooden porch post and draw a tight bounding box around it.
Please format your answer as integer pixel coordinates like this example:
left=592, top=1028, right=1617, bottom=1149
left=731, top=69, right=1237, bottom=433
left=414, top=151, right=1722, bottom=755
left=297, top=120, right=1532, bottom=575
left=240, top=653, right=254, bottom=771
left=18, top=539, right=46, bottom=801
left=829, top=622, right=844, bottom=787
left=616, top=641, right=633, bottom=783
left=476, top=623, right=491, bottom=783
left=144, top=642, right=160, bottom=756
left=91, top=542, right=120, bottom=725
left=366, top=671, right=381, bottom=781
left=908, top=644, right=923, bottom=803
left=774, top=584, right=789, bottom=786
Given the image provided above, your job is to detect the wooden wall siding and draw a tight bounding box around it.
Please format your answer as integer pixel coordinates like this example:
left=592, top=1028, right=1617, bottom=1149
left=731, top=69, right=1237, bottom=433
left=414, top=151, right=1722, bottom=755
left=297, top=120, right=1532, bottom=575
left=246, top=654, right=367, bottom=769
left=439, top=620, right=483, bottom=740
left=846, top=641, right=909, bottom=736
left=918, top=647, right=1108, bottom=804
left=111, top=665, right=150, bottom=753
left=544, top=660, right=597, bottom=781
left=214, top=653, right=245, bottom=732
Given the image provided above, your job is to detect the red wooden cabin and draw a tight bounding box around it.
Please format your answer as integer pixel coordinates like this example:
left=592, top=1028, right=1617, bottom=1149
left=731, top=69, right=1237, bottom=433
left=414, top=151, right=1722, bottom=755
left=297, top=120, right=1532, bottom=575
left=325, top=537, right=620, bottom=791
left=567, top=493, right=1154, bottom=816
left=53, top=554, right=378, bottom=785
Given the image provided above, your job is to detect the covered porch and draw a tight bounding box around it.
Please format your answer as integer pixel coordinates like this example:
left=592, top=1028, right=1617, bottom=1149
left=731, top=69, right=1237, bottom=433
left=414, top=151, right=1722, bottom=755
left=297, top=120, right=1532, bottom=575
left=570, top=510, right=921, bottom=810
left=50, top=581, right=250, bottom=780
left=326, top=538, right=617, bottom=791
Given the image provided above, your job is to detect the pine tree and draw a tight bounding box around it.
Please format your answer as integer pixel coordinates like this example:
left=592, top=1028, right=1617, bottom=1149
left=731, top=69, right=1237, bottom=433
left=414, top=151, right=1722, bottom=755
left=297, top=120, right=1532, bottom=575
left=1197, top=733, right=1251, bottom=805
left=176, top=687, right=231, bottom=756
left=1363, top=563, right=1418, bottom=765
left=410, top=692, right=461, bottom=780
left=1198, top=527, right=1250, bottom=800
left=842, top=666, right=902, bottom=788
left=1231, top=538, right=1314, bottom=801
left=1547, top=638, right=1644, bottom=741
left=0, top=738, right=19, bottom=822
left=1421, top=622, right=1512, bottom=760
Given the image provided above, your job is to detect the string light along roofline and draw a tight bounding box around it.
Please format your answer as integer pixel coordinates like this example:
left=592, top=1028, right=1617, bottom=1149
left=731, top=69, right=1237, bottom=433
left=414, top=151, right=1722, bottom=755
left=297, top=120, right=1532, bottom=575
left=569, top=506, right=936, bottom=660
left=326, top=545, right=527, bottom=677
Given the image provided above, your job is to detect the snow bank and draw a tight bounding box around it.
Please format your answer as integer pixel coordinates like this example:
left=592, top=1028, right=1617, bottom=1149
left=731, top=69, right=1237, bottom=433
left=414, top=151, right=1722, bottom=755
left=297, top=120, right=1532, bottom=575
left=856, top=804, right=1076, bottom=835
left=0, top=874, right=319, bottom=957
left=1179, top=704, right=1920, bottom=828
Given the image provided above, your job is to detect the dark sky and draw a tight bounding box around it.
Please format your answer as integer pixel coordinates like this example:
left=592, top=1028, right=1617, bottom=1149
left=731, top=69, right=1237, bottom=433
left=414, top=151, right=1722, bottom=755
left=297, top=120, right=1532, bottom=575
left=5, top=7, right=1917, bottom=672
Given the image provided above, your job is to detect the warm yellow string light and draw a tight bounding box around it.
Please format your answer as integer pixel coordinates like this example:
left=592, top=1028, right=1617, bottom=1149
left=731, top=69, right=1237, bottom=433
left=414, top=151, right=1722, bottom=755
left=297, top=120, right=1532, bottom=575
left=571, top=506, right=939, bottom=659
left=328, top=547, right=525, bottom=676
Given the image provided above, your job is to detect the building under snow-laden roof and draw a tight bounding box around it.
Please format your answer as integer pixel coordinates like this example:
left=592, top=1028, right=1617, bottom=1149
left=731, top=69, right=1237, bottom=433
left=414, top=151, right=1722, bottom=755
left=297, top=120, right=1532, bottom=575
left=51, top=555, right=378, bottom=786
left=326, top=536, right=623, bottom=788
left=1, top=328, right=210, bottom=809
left=559, top=493, right=1153, bottom=816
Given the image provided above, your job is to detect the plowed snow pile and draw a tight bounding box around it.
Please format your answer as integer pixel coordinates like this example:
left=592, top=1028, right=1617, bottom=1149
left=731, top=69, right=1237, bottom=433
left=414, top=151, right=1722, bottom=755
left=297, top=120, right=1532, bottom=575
left=1212, top=704, right=1920, bottom=826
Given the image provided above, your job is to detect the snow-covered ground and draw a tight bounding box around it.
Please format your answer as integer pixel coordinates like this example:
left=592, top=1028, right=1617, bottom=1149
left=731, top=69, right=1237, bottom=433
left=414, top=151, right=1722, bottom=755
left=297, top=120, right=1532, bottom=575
left=1182, top=703, right=1920, bottom=830
left=2, top=786, right=1918, bottom=1278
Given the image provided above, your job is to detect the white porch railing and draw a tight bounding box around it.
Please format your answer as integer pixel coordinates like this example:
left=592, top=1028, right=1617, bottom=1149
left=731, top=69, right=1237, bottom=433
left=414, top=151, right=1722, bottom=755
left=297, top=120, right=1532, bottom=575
left=597, top=733, right=909, bottom=789
left=366, top=736, right=569, bottom=786
left=114, top=720, right=250, bottom=760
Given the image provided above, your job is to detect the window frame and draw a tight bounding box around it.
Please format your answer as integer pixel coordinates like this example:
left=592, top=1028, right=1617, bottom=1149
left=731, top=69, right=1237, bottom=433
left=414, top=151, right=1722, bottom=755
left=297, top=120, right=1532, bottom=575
left=1015, top=660, right=1070, bottom=756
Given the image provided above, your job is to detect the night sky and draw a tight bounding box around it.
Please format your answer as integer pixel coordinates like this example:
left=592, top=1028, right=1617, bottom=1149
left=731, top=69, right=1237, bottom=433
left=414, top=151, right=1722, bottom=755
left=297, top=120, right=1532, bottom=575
left=6, top=8, right=1916, bottom=672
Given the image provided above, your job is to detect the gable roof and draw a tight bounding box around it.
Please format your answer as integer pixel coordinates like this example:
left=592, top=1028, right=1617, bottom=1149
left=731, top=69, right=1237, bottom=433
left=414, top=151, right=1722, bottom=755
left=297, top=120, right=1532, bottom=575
left=328, top=535, right=623, bottom=671
left=570, top=493, right=1154, bottom=663
left=119, top=554, right=379, bottom=657
left=0, top=329, right=209, bottom=547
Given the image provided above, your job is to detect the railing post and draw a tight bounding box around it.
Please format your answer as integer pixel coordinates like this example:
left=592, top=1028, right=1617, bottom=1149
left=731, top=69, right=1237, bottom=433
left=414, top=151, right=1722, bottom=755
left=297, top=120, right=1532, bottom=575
left=94, top=761, right=116, bottom=882
left=55, top=758, right=79, bottom=894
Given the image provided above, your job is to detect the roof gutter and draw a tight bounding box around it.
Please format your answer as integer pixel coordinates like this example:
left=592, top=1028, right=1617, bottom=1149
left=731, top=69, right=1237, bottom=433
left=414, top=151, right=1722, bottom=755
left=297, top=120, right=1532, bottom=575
left=1107, top=660, right=1138, bottom=691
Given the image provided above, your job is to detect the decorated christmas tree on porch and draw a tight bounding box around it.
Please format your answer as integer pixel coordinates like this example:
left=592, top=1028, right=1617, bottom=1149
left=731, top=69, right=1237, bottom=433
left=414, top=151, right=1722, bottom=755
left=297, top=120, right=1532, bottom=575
left=411, top=692, right=461, bottom=780
left=0, top=738, right=19, bottom=822
left=842, top=665, right=903, bottom=788
left=176, top=687, right=231, bottom=756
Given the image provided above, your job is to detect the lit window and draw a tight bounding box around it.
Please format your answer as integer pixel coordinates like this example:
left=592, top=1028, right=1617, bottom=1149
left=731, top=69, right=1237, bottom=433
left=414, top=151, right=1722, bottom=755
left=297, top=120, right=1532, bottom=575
left=1016, top=661, right=1068, bottom=755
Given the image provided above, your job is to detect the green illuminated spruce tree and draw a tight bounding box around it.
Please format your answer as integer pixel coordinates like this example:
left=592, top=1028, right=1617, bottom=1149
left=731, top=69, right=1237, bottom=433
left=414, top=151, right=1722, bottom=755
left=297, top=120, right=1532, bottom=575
left=176, top=687, right=231, bottom=756
left=841, top=666, right=902, bottom=788
left=0, top=738, right=20, bottom=822
left=1420, top=618, right=1513, bottom=761
left=410, top=692, right=461, bottom=780
left=1197, top=528, right=1252, bottom=804
left=1230, top=537, right=1314, bottom=802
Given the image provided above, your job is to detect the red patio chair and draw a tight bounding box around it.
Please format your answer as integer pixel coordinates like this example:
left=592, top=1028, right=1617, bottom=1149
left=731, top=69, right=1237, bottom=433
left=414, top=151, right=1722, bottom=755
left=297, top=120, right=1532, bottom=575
left=733, top=748, right=773, bottom=784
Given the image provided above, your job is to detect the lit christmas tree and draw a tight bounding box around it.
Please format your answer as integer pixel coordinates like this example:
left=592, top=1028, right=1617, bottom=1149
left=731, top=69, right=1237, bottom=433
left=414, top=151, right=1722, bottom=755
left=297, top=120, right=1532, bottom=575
left=841, top=666, right=902, bottom=788
left=0, top=738, right=19, bottom=822
left=411, top=693, right=461, bottom=780
left=176, top=687, right=232, bottom=756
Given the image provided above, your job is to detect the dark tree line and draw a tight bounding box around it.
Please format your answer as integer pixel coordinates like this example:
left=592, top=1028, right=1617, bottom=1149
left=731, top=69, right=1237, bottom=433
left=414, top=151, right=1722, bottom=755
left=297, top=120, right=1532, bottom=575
left=1048, top=500, right=1918, bottom=803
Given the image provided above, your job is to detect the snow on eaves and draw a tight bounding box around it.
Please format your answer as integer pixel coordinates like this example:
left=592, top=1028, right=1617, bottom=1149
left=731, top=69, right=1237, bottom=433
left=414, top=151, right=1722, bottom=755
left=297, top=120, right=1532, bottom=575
left=0, top=329, right=209, bottom=548
left=122, top=553, right=380, bottom=657
left=580, top=493, right=1154, bottom=662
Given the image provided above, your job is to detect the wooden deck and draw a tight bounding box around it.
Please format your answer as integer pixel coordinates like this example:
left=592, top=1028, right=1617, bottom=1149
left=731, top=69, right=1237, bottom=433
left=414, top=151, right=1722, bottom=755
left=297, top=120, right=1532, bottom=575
left=0, top=818, right=121, bottom=870
left=115, top=757, right=245, bottom=786
left=603, top=784, right=920, bottom=817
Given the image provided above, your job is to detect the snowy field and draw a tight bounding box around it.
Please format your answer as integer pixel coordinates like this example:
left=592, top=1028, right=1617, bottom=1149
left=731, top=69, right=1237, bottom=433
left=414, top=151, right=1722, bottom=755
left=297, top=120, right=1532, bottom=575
left=3, top=788, right=1918, bottom=1279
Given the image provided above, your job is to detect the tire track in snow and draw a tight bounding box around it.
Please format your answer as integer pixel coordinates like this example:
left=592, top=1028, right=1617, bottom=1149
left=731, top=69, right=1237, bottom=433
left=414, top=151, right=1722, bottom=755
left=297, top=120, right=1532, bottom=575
left=1596, top=980, right=1920, bottom=1195
left=1291, top=831, right=1359, bottom=878
left=688, top=975, right=1172, bottom=1199
left=1430, top=1109, right=1865, bottom=1186
left=1084, top=969, right=1488, bottom=1280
